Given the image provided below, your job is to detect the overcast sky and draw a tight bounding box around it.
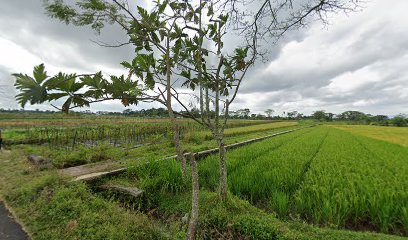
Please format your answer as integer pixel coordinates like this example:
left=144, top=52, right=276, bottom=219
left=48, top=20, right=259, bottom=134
left=0, top=0, right=407, bottom=116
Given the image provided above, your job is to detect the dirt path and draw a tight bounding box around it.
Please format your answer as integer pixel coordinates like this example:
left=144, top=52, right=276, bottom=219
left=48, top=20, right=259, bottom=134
left=0, top=202, right=28, bottom=240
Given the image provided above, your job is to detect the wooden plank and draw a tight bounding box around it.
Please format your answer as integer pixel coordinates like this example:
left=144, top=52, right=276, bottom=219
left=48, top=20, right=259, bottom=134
left=72, top=168, right=126, bottom=182
left=60, top=160, right=124, bottom=178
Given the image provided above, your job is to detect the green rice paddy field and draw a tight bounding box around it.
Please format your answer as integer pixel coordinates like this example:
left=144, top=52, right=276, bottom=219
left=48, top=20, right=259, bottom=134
left=199, top=125, right=408, bottom=235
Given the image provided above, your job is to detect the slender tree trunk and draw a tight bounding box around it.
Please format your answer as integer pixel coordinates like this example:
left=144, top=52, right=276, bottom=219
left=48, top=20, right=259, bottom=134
left=218, top=134, right=227, bottom=199
left=212, top=21, right=229, bottom=199
left=218, top=100, right=229, bottom=199
left=165, top=35, right=187, bottom=178
left=187, top=153, right=199, bottom=240
left=170, top=116, right=187, bottom=178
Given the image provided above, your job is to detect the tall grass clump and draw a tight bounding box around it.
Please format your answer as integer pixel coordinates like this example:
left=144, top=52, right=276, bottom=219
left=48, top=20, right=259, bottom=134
left=128, top=158, right=191, bottom=196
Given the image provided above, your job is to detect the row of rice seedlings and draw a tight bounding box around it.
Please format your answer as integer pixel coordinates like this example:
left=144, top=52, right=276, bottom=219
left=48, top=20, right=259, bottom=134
left=9, top=122, right=188, bottom=148
left=294, top=128, right=408, bottom=234
left=227, top=127, right=328, bottom=206
left=19, top=122, right=292, bottom=151
left=5, top=119, right=280, bottom=145
left=198, top=127, right=314, bottom=190
left=346, top=132, right=408, bottom=234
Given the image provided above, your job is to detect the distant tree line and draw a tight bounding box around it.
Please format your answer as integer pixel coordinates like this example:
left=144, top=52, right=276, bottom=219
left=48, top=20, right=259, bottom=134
left=312, top=110, right=407, bottom=127
left=1, top=108, right=406, bottom=127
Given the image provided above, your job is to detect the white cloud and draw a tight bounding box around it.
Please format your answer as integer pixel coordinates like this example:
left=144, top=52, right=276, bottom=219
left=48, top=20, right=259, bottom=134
left=0, top=0, right=408, bottom=116
left=238, top=0, right=408, bottom=115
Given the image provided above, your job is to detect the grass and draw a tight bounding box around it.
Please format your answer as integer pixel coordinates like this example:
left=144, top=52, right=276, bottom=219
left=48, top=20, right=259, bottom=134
left=331, top=125, right=408, bottom=147
left=199, top=126, right=408, bottom=236
left=0, top=149, right=176, bottom=240
left=155, top=190, right=406, bottom=240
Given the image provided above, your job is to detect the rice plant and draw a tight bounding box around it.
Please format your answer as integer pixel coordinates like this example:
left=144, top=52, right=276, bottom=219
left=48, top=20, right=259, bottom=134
left=199, top=126, right=408, bottom=235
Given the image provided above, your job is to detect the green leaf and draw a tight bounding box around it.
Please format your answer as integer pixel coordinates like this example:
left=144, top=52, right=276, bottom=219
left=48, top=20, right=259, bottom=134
left=186, top=11, right=194, bottom=21
left=145, top=72, right=155, bottom=89
left=47, top=93, right=69, bottom=101
left=189, top=81, right=195, bottom=91
left=13, top=72, right=48, bottom=107
left=169, top=1, right=178, bottom=10
left=180, top=70, right=191, bottom=79
left=207, top=3, right=214, bottom=16
left=219, top=14, right=228, bottom=23
left=121, top=61, right=132, bottom=69
left=13, top=73, right=37, bottom=89
left=137, top=6, right=148, bottom=19
left=135, top=54, right=150, bottom=71
left=158, top=0, right=168, bottom=13
left=33, top=64, right=48, bottom=83
left=159, top=29, right=167, bottom=41
left=151, top=32, right=160, bottom=43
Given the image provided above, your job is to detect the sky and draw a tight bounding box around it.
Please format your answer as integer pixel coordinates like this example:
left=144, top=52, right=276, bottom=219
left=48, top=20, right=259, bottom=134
left=0, top=0, right=407, bottom=116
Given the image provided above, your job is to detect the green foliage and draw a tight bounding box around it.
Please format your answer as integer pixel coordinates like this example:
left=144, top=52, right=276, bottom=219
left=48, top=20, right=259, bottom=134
left=392, top=115, right=407, bottom=127
left=13, top=64, right=48, bottom=108
left=13, top=63, right=143, bottom=113
left=45, top=0, right=121, bottom=33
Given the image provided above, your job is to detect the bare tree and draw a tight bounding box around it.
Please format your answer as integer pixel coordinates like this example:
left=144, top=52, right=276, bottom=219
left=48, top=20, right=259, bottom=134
left=265, top=108, right=274, bottom=118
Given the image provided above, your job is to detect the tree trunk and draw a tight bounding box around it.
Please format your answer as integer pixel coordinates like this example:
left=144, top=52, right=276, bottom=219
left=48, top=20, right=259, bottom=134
left=170, top=117, right=187, bottom=178
left=165, top=34, right=187, bottom=178
left=187, top=153, right=199, bottom=240
left=218, top=136, right=227, bottom=199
